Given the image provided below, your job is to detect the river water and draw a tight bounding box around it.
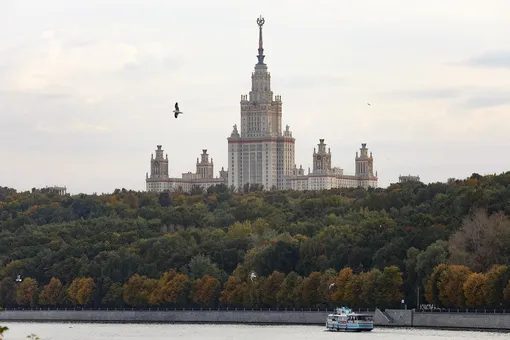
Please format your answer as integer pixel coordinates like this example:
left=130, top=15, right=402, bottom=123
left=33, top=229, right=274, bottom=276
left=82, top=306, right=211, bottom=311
left=1, top=323, right=508, bottom=340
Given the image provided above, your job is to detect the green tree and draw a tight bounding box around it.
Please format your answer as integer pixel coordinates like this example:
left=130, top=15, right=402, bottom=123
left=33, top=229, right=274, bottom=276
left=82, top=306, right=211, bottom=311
left=482, top=265, right=510, bottom=308
left=503, top=280, right=510, bottom=307
left=374, top=266, right=403, bottom=308
left=0, top=278, right=16, bottom=307
left=261, top=271, right=285, bottom=307
left=2, top=172, right=510, bottom=309
left=102, top=282, right=124, bottom=307
left=276, top=271, right=302, bottom=308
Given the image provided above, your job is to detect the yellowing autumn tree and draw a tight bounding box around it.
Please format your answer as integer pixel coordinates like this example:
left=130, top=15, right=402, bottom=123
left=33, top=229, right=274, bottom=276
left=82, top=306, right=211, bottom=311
left=260, top=271, right=285, bottom=307
left=463, top=273, right=487, bottom=308
left=331, top=267, right=354, bottom=305
left=360, top=270, right=380, bottom=308
left=39, top=277, right=63, bottom=306
left=68, top=277, right=95, bottom=306
left=15, top=277, right=38, bottom=307
left=344, top=273, right=364, bottom=308
left=226, top=221, right=253, bottom=240
left=437, top=265, right=472, bottom=308
left=149, top=271, right=176, bottom=305
left=301, top=272, right=322, bottom=308
left=318, top=268, right=337, bottom=307
left=191, top=275, right=221, bottom=307
left=219, top=275, right=247, bottom=307
left=151, top=272, right=191, bottom=307
left=123, top=274, right=157, bottom=307
left=237, top=273, right=263, bottom=309
left=425, top=264, right=448, bottom=306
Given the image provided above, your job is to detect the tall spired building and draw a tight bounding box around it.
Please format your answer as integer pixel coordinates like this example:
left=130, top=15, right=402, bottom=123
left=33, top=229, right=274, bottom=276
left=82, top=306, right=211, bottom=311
left=228, top=16, right=298, bottom=190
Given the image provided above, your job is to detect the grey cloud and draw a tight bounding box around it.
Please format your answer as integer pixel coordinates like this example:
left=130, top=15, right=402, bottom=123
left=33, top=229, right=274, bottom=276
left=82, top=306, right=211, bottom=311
left=62, top=39, right=95, bottom=48
left=383, top=86, right=510, bottom=110
left=42, top=93, right=73, bottom=100
left=0, top=90, right=73, bottom=101
left=122, top=56, right=184, bottom=73
left=275, top=75, right=345, bottom=90
left=385, top=87, right=464, bottom=100
left=464, top=51, right=510, bottom=69
left=0, top=91, right=106, bottom=141
left=382, top=86, right=510, bottom=110
left=459, top=93, right=510, bottom=110
left=115, top=56, right=184, bottom=83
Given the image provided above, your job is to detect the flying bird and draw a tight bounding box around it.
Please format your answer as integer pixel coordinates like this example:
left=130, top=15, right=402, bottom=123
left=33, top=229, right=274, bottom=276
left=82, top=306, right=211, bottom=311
left=250, top=272, right=257, bottom=282
left=173, top=102, right=183, bottom=118
left=367, top=102, right=371, bottom=106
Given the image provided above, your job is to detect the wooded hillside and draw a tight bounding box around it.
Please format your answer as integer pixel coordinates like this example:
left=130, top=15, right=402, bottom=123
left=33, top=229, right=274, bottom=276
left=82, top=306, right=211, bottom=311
left=1, top=172, right=510, bottom=309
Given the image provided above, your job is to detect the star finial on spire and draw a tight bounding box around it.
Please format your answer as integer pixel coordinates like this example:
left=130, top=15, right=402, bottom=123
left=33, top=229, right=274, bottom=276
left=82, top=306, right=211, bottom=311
left=256, top=15, right=266, bottom=65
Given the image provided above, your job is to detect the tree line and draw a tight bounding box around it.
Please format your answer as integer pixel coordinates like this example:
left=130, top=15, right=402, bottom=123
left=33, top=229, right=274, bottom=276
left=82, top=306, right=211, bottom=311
left=1, top=265, right=404, bottom=309
left=426, top=264, right=510, bottom=309
left=0, top=171, right=510, bottom=311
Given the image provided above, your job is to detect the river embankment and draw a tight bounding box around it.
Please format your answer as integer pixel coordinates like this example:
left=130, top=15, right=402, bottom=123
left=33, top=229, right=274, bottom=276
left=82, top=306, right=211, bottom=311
left=0, top=308, right=509, bottom=331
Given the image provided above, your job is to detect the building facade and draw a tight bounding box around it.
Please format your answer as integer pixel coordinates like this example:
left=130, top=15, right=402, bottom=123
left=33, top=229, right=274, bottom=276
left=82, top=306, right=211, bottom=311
left=227, top=16, right=299, bottom=190
left=39, top=186, right=67, bottom=195
left=145, top=16, right=381, bottom=193
left=399, top=174, right=421, bottom=183
left=146, top=145, right=227, bottom=193
left=287, top=140, right=378, bottom=190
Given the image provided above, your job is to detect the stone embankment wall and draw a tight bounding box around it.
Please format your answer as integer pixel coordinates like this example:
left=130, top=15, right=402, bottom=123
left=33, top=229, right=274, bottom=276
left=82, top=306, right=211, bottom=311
left=374, top=309, right=510, bottom=331
left=0, top=309, right=335, bottom=325
left=1, top=309, right=509, bottom=331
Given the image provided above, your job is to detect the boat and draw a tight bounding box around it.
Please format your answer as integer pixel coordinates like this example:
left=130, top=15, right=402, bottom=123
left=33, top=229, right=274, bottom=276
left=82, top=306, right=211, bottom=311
left=325, top=307, right=374, bottom=332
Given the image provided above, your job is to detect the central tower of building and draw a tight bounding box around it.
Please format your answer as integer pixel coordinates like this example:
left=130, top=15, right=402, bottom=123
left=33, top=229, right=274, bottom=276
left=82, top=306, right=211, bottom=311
left=228, top=16, right=296, bottom=190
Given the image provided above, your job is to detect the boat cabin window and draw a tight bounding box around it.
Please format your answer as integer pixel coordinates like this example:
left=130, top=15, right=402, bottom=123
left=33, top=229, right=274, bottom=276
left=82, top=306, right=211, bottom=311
left=354, top=315, right=373, bottom=321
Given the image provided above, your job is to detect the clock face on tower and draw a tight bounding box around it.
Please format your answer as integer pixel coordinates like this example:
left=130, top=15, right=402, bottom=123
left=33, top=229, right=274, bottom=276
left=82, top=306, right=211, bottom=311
left=154, top=161, right=159, bottom=167
left=316, top=155, right=322, bottom=161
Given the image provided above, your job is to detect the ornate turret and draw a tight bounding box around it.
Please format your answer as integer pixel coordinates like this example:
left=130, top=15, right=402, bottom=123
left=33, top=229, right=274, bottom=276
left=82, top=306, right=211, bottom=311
left=355, top=143, right=374, bottom=177
left=219, top=166, right=228, bottom=181
left=150, top=145, right=169, bottom=179
left=230, top=124, right=240, bottom=138
left=196, top=149, right=214, bottom=179
left=313, top=139, right=332, bottom=173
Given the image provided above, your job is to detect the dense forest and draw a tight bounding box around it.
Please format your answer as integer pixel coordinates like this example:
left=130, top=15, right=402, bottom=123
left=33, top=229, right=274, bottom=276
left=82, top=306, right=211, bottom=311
left=1, top=172, right=510, bottom=312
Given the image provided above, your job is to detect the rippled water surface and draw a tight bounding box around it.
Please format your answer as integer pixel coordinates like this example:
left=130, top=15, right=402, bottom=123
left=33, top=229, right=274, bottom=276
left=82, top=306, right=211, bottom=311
left=1, top=323, right=508, bottom=340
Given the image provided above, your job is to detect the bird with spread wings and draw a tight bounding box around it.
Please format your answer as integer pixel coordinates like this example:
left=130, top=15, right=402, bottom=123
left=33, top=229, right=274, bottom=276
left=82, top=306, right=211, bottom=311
left=173, top=102, right=183, bottom=118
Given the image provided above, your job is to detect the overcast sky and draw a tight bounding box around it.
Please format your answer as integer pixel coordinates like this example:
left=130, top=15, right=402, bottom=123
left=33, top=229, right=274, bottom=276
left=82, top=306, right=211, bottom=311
left=2, top=0, right=510, bottom=194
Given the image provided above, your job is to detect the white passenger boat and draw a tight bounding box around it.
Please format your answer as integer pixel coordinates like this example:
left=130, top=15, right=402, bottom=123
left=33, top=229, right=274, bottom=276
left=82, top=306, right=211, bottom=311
left=325, top=307, right=374, bottom=332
